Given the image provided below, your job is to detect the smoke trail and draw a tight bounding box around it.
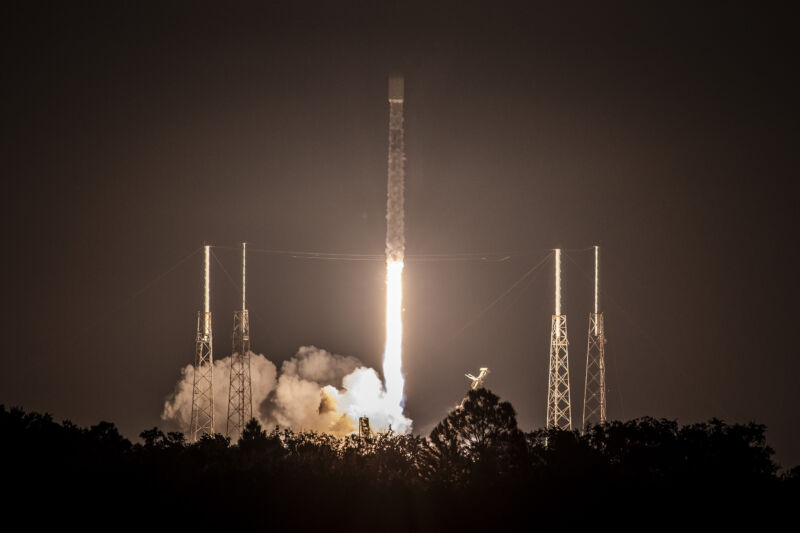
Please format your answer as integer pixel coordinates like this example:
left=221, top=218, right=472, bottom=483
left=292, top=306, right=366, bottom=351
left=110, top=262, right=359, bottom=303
left=162, top=346, right=412, bottom=437
left=386, top=74, right=405, bottom=264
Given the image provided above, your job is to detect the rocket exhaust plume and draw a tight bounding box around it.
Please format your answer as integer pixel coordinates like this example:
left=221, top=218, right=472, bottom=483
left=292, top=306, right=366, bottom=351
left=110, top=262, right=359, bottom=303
left=383, top=74, right=407, bottom=419
left=163, top=345, right=411, bottom=436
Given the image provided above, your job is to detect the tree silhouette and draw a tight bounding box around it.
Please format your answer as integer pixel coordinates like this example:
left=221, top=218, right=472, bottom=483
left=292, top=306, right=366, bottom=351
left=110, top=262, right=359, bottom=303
left=1, top=398, right=796, bottom=529
left=140, top=426, right=166, bottom=448
left=429, top=388, right=526, bottom=483
left=240, top=417, right=267, bottom=442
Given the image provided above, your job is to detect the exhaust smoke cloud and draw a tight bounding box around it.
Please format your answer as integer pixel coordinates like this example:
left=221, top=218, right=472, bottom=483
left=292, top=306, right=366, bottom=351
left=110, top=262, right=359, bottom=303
left=162, top=346, right=411, bottom=437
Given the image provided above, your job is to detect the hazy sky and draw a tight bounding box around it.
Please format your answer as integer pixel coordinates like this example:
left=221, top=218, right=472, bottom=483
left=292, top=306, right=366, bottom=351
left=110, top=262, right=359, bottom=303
left=3, top=2, right=798, bottom=467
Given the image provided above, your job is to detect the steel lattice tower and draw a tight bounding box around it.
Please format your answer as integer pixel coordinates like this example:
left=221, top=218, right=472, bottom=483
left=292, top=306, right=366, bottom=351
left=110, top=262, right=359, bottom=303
left=227, top=242, right=253, bottom=439
left=190, top=245, right=214, bottom=441
left=582, top=245, right=607, bottom=430
left=546, top=249, right=572, bottom=430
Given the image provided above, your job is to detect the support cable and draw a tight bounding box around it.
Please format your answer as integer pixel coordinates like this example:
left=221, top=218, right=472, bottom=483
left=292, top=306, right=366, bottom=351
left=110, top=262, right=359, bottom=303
left=60, top=247, right=202, bottom=349
left=451, top=251, right=553, bottom=338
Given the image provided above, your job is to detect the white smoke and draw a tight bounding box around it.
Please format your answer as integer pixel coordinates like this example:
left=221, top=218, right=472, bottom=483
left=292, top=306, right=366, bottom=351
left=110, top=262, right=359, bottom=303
left=162, top=345, right=412, bottom=438
left=264, top=346, right=361, bottom=434
left=324, top=366, right=412, bottom=434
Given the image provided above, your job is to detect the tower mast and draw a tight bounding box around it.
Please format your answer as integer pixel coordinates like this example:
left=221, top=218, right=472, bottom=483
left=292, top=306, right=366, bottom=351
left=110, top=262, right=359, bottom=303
left=190, top=245, right=214, bottom=441
left=546, top=249, right=572, bottom=430
left=582, top=245, right=607, bottom=429
left=227, top=242, right=253, bottom=439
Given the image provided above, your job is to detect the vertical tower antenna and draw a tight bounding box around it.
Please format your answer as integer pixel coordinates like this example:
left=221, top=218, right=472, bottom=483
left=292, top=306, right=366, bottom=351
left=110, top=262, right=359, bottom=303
left=190, top=245, right=214, bottom=441
left=546, top=248, right=572, bottom=430
left=594, top=245, right=599, bottom=315
left=582, top=245, right=607, bottom=430
left=555, top=248, right=562, bottom=316
left=227, top=242, right=253, bottom=439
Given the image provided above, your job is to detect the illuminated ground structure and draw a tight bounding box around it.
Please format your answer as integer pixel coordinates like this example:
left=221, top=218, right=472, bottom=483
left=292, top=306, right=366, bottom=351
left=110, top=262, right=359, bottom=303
left=546, top=249, right=572, bottom=430
left=466, top=367, right=490, bottom=390
left=227, top=242, right=253, bottom=440
left=190, top=245, right=214, bottom=441
left=359, top=416, right=371, bottom=439
left=582, top=245, right=607, bottom=429
left=461, top=367, right=490, bottom=407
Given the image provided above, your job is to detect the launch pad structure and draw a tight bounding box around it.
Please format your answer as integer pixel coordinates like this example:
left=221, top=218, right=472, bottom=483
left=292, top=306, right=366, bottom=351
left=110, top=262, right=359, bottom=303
left=190, top=245, right=214, bottom=442
left=359, top=416, right=371, bottom=439
left=227, top=243, right=253, bottom=439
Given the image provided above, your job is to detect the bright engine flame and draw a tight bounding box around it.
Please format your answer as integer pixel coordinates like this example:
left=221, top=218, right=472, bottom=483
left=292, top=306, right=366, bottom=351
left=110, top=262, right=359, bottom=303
left=325, top=259, right=410, bottom=434
left=383, top=261, right=405, bottom=410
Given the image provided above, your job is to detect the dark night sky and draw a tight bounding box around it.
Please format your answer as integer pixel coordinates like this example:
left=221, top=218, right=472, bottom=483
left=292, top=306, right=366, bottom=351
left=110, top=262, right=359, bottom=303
left=3, top=2, right=798, bottom=467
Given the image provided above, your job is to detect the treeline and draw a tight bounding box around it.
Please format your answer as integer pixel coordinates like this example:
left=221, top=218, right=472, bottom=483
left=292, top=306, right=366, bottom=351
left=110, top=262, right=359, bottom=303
left=2, top=389, right=797, bottom=530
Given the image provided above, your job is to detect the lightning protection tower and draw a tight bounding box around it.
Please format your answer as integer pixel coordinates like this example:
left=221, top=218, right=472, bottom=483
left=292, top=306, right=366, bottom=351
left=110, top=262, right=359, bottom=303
left=546, top=249, right=572, bottom=430
left=582, top=245, right=607, bottom=430
left=190, top=245, right=214, bottom=441
left=227, top=242, right=253, bottom=439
